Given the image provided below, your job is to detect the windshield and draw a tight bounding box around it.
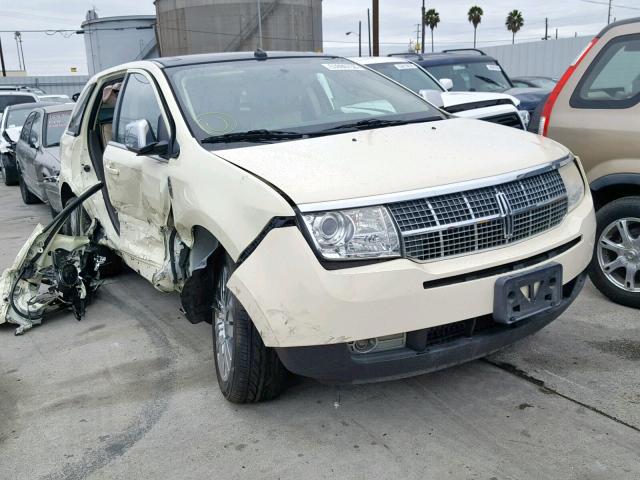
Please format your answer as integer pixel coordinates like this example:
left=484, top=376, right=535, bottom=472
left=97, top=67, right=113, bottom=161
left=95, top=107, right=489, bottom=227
left=166, top=56, right=443, bottom=147
left=5, top=107, right=35, bottom=129
left=427, top=61, right=512, bottom=92
left=44, top=110, right=71, bottom=146
left=0, top=95, right=36, bottom=112
left=366, top=62, right=443, bottom=94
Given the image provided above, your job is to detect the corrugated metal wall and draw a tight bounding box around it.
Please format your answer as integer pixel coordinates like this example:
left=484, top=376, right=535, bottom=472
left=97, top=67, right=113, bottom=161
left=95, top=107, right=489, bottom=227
left=483, top=36, right=592, bottom=78
left=0, top=76, right=89, bottom=97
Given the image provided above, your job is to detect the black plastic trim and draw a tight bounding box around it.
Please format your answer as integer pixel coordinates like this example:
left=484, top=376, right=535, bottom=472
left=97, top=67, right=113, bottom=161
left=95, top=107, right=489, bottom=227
left=590, top=173, right=640, bottom=191
left=422, top=236, right=582, bottom=289
left=444, top=98, right=514, bottom=113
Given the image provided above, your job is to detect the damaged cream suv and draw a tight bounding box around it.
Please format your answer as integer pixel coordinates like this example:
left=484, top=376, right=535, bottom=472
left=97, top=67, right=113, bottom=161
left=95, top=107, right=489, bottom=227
left=1, top=52, right=595, bottom=403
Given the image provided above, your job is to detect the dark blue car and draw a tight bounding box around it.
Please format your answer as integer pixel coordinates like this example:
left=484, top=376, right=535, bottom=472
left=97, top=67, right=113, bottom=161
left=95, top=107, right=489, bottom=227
left=390, top=49, right=550, bottom=131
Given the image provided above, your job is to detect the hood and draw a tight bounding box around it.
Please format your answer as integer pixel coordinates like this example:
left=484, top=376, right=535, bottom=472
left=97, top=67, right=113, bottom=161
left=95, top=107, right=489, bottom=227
left=441, top=91, right=519, bottom=108
left=214, top=118, right=569, bottom=206
left=505, top=87, right=551, bottom=111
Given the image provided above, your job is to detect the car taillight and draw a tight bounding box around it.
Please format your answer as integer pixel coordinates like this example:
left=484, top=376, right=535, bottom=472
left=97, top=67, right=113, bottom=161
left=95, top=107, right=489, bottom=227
left=538, top=37, right=598, bottom=136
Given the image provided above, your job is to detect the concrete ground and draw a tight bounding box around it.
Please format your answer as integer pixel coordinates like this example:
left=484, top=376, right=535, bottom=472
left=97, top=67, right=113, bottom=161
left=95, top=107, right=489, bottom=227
left=0, top=182, right=638, bottom=480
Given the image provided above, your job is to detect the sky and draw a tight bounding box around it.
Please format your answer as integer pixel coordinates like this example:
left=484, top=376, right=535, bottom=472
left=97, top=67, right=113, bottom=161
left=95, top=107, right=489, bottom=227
left=1, top=0, right=639, bottom=75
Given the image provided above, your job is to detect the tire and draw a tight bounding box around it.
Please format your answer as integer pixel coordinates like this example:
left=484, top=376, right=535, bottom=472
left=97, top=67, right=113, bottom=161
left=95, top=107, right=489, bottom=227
left=1, top=154, right=18, bottom=186
left=18, top=168, right=41, bottom=205
left=213, top=254, right=288, bottom=403
left=588, top=196, right=640, bottom=309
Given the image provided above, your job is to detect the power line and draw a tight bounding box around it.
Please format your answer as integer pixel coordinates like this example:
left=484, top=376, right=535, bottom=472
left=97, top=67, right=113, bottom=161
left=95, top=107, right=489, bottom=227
left=577, top=0, right=640, bottom=11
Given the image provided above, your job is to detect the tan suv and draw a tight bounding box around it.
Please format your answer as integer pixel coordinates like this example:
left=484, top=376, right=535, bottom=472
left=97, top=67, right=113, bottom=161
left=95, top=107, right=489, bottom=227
left=539, top=17, right=640, bottom=308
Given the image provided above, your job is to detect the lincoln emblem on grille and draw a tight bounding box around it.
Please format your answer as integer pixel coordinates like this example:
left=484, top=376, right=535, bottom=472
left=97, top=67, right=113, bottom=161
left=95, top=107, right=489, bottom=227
left=495, top=191, right=514, bottom=240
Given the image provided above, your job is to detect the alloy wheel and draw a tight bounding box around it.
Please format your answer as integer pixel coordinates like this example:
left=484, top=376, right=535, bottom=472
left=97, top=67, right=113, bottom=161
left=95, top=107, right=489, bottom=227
left=214, top=265, right=234, bottom=382
left=597, top=218, right=640, bottom=293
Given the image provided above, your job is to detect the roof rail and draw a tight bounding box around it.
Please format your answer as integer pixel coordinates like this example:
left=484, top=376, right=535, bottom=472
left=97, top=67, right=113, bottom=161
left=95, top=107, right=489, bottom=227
left=441, top=48, right=486, bottom=55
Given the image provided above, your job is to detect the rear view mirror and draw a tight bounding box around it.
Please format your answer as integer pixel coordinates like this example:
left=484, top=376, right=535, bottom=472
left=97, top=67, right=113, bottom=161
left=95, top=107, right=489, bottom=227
left=439, top=78, right=454, bottom=91
left=419, top=89, right=445, bottom=108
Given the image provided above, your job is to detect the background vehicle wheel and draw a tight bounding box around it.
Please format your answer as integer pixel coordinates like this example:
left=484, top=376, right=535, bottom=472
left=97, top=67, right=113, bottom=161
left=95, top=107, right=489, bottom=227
left=589, top=197, right=640, bottom=309
left=1, top=155, right=19, bottom=186
left=18, top=169, right=41, bottom=205
left=213, top=254, right=288, bottom=403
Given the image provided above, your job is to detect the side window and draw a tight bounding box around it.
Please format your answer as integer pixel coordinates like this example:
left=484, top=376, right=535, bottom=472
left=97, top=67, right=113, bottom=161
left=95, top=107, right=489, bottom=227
left=30, top=112, right=42, bottom=145
left=115, top=73, right=168, bottom=145
left=571, top=34, right=640, bottom=109
left=66, top=83, right=96, bottom=136
left=20, top=112, right=35, bottom=142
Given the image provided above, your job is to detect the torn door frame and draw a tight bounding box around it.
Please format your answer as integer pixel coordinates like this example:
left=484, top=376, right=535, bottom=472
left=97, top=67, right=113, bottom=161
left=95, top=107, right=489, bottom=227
left=0, top=182, right=105, bottom=335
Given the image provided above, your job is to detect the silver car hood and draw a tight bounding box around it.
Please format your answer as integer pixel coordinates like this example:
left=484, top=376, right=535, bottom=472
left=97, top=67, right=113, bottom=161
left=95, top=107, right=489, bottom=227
left=214, top=118, right=570, bottom=206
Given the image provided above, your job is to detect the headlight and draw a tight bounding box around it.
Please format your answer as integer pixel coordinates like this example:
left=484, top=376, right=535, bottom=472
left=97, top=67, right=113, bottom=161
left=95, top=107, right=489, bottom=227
left=517, top=109, right=530, bottom=129
left=302, top=206, right=400, bottom=260
left=558, top=158, right=585, bottom=211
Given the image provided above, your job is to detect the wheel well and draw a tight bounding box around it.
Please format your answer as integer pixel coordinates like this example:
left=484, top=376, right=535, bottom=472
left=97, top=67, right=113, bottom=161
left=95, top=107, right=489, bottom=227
left=179, top=226, right=224, bottom=324
left=591, top=183, right=640, bottom=210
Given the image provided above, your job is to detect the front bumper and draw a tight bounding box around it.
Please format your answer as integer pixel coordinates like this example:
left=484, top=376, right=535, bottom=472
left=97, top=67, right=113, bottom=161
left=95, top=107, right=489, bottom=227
left=276, top=270, right=586, bottom=384
left=228, top=195, right=595, bottom=349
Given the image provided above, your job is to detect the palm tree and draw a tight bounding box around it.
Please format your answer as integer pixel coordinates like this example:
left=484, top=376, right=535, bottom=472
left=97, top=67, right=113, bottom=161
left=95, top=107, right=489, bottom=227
left=505, top=10, right=524, bottom=44
left=424, top=9, right=441, bottom=53
left=467, top=6, right=484, bottom=48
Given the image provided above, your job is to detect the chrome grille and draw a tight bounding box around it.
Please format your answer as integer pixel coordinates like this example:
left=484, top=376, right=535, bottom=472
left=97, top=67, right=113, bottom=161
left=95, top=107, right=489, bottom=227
left=387, top=169, right=568, bottom=262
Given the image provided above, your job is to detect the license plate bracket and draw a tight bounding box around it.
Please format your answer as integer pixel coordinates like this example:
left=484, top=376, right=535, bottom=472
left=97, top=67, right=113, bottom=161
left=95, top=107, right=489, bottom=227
left=493, top=263, right=563, bottom=325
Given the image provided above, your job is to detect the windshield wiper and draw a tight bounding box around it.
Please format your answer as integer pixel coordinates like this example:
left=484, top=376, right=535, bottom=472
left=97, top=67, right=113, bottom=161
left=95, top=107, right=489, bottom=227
left=201, top=129, right=304, bottom=144
left=316, top=117, right=439, bottom=134
left=474, top=75, right=504, bottom=88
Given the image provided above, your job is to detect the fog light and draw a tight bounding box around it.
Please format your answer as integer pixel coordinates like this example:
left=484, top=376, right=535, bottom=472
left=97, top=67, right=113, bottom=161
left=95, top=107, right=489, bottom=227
left=348, top=333, right=406, bottom=355
left=351, top=338, right=378, bottom=354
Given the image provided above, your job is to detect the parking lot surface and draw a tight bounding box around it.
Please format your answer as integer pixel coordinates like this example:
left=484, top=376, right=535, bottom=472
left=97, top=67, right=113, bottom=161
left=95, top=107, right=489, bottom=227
left=0, top=182, right=639, bottom=480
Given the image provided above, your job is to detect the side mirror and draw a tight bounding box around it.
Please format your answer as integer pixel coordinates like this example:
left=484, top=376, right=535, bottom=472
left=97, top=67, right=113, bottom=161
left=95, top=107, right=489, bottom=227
left=419, top=89, right=445, bottom=108
left=439, top=78, right=454, bottom=91
left=2, top=130, right=12, bottom=145
left=29, top=139, right=40, bottom=150
left=124, top=119, right=168, bottom=156
left=72, top=92, right=80, bottom=102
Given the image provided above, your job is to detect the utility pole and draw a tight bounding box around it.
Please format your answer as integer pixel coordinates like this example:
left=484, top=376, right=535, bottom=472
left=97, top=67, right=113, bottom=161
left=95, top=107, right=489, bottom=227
left=14, top=32, right=22, bottom=70
left=16, top=32, right=26, bottom=71
left=372, top=0, right=379, bottom=56
left=421, top=0, right=426, bottom=54
left=543, top=18, right=549, bottom=40
left=555, top=28, right=558, bottom=39
left=367, top=8, right=372, bottom=56
left=607, top=0, right=612, bottom=24
left=0, top=35, right=6, bottom=77
left=358, top=20, right=362, bottom=57
left=257, top=0, right=263, bottom=49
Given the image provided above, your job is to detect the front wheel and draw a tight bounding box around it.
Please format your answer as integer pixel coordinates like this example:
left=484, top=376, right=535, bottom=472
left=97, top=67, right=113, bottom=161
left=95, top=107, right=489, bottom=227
left=1, top=154, right=19, bottom=186
left=213, top=254, right=288, bottom=403
left=589, top=197, right=640, bottom=309
left=18, top=168, right=40, bottom=205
